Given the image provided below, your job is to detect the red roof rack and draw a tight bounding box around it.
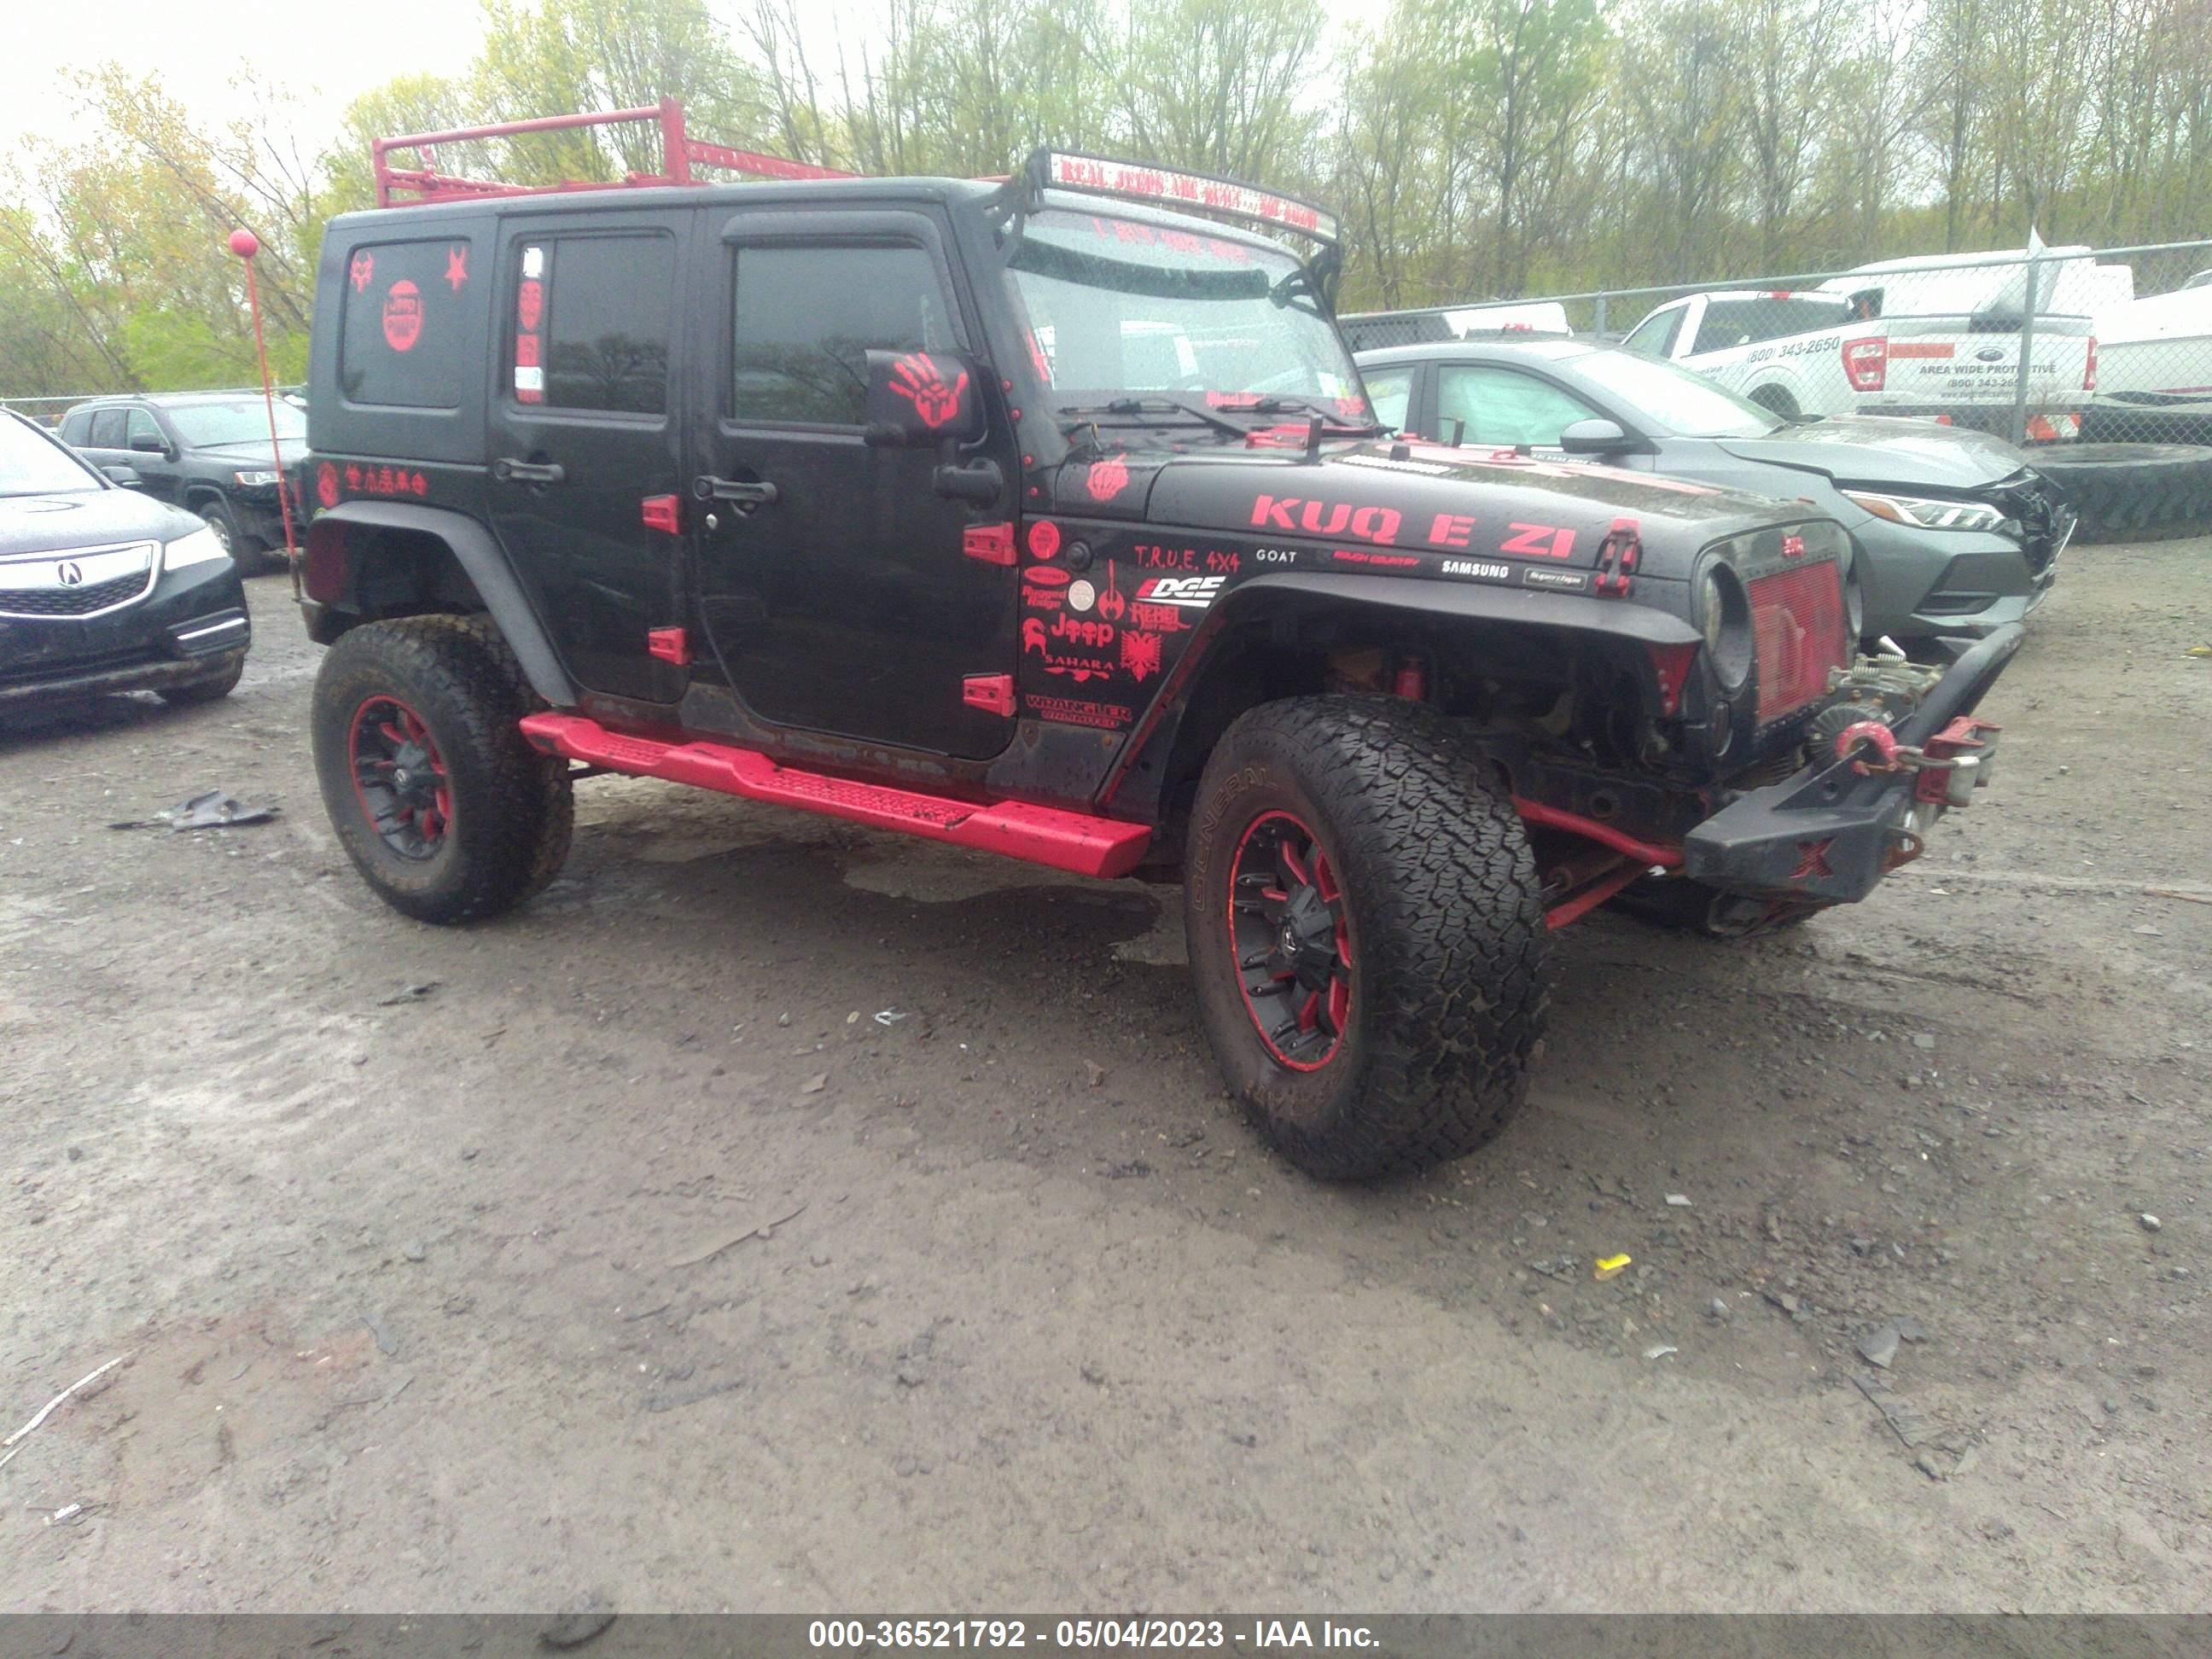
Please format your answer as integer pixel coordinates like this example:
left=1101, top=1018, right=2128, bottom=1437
left=371, top=99, right=853, bottom=209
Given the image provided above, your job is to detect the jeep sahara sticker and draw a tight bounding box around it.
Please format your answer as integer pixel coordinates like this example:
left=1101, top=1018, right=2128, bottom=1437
left=1249, top=495, right=1403, bottom=544
left=382, top=281, right=423, bottom=352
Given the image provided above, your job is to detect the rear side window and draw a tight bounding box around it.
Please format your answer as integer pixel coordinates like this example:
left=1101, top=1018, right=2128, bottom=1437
left=1693, top=296, right=1851, bottom=353
left=1436, top=365, right=1600, bottom=448
left=730, top=243, right=957, bottom=426
left=1622, top=306, right=1682, bottom=359
left=89, top=409, right=126, bottom=448
left=59, top=410, right=91, bottom=445
left=339, top=237, right=474, bottom=409
left=509, top=234, right=676, bottom=416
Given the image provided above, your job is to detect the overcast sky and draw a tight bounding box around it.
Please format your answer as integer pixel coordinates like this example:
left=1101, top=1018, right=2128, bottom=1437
left=4, top=0, right=496, bottom=154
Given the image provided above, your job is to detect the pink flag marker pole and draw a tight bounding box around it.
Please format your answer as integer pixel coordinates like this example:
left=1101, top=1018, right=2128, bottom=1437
left=228, top=229, right=301, bottom=594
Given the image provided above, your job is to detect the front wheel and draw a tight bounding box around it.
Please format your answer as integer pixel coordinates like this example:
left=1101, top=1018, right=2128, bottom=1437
left=1184, top=697, right=1551, bottom=1180
left=311, top=617, right=573, bottom=925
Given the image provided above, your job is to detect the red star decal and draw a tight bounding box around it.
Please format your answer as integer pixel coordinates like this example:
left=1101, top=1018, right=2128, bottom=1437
left=445, top=246, right=469, bottom=291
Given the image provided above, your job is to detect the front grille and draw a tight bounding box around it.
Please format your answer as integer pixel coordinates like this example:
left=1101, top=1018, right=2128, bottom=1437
left=0, top=572, right=150, bottom=618
left=1750, top=560, right=1846, bottom=725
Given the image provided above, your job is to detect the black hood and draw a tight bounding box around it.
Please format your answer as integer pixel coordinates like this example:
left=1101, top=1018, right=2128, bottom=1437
left=1714, top=417, right=2027, bottom=489
left=0, top=488, right=201, bottom=557
left=194, top=438, right=309, bottom=468
left=1055, top=438, right=1812, bottom=575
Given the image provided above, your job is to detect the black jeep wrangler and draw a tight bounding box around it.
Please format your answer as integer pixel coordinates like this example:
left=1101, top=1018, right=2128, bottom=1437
left=298, top=109, right=2019, bottom=1179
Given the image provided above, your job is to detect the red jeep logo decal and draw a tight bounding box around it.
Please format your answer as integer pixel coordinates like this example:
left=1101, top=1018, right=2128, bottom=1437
left=1249, top=495, right=1402, bottom=544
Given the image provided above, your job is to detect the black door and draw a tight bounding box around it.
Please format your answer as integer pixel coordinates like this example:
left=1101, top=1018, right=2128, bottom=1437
left=690, top=209, right=1016, bottom=760
left=120, top=408, right=183, bottom=505
left=485, top=212, right=691, bottom=704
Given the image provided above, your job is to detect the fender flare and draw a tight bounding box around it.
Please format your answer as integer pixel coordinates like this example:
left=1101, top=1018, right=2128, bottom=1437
left=1097, top=570, right=1698, bottom=807
left=306, top=500, right=578, bottom=707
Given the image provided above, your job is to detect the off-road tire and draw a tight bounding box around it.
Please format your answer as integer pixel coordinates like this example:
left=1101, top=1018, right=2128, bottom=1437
left=311, top=616, right=573, bottom=924
left=156, top=653, right=245, bottom=706
left=1184, top=696, right=1550, bottom=1181
left=2030, top=444, right=2212, bottom=543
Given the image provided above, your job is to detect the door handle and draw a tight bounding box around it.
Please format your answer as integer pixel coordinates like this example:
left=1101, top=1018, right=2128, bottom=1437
left=692, top=474, right=779, bottom=506
left=492, top=457, right=566, bottom=485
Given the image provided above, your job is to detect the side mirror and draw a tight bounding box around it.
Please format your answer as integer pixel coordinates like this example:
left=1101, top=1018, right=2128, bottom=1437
left=128, top=431, right=168, bottom=456
left=101, top=464, right=145, bottom=488
left=863, top=349, right=986, bottom=448
left=1559, top=417, right=1631, bottom=457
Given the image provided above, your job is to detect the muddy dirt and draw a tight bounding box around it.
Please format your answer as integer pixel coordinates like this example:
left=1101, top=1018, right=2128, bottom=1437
left=2, top=539, right=2206, bottom=1612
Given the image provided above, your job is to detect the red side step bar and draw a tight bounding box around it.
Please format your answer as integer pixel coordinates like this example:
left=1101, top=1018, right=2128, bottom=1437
left=520, top=713, right=1150, bottom=880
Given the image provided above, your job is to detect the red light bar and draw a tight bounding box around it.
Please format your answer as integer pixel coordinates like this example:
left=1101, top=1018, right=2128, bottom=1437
left=1041, top=152, right=1340, bottom=246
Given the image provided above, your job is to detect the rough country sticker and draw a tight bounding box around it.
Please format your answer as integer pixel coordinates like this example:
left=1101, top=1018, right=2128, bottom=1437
left=1331, top=549, right=1419, bottom=568
left=1135, top=574, right=1225, bottom=609
left=382, top=281, right=423, bottom=352
left=1249, top=495, right=1402, bottom=544
left=1026, top=696, right=1131, bottom=731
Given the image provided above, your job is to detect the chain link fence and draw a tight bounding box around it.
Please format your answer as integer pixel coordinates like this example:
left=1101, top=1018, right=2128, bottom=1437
left=1343, top=238, right=2212, bottom=450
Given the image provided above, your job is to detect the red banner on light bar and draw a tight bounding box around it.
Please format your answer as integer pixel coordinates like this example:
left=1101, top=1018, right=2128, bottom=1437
left=1044, top=153, right=1341, bottom=246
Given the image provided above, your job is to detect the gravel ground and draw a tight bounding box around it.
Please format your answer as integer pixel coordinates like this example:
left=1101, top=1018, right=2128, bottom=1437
left=1, top=539, right=2206, bottom=1613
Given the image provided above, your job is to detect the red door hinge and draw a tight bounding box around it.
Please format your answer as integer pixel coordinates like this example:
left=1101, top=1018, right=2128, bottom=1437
left=647, top=627, right=690, bottom=666
left=641, top=494, right=682, bottom=534
left=963, top=522, right=1016, bottom=565
left=962, top=673, right=1016, bottom=717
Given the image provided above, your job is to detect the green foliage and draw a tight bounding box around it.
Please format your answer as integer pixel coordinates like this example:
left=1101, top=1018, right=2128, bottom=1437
left=3, top=0, right=2209, bottom=399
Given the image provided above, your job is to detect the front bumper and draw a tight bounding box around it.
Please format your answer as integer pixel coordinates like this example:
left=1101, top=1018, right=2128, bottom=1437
left=1857, top=499, right=2073, bottom=642
left=0, top=556, right=249, bottom=707
left=1684, top=624, right=2023, bottom=904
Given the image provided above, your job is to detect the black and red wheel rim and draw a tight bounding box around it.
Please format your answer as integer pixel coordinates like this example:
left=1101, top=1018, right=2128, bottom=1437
left=1226, top=812, right=1353, bottom=1071
left=347, top=695, right=452, bottom=860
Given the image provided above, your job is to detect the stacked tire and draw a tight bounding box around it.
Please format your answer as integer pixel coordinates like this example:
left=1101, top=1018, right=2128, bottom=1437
left=2031, top=444, right=2212, bottom=543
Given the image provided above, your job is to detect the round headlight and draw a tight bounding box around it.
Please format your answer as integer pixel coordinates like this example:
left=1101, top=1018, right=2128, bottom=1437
left=1697, top=561, right=1753, bottom=691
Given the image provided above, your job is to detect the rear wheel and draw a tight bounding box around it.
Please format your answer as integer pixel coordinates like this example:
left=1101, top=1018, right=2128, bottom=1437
left=1747, top=384, right=1801, bottom=419
left=311, top=617, right=573, bottom=924
left=1184, top=696, right=1550, bottom=1180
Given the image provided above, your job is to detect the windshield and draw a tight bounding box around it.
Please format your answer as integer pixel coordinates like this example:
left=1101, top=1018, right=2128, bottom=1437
left=1575, top=350, right=1782, bottom=438
left=1, top=416, right=102, bottom=496
left=1005, top=208, right=1367, bottom=416
left=165, top=400, right=306, bottom=447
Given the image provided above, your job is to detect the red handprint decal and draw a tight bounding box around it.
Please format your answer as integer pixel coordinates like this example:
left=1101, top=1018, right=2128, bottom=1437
left=888, top=352, right=969, bottom=430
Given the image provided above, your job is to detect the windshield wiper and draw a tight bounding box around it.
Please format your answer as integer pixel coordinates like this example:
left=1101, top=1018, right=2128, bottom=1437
left=1236, top=394, right=1387, bottom=435
left=1057, top=397, right=1252, bottom=440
